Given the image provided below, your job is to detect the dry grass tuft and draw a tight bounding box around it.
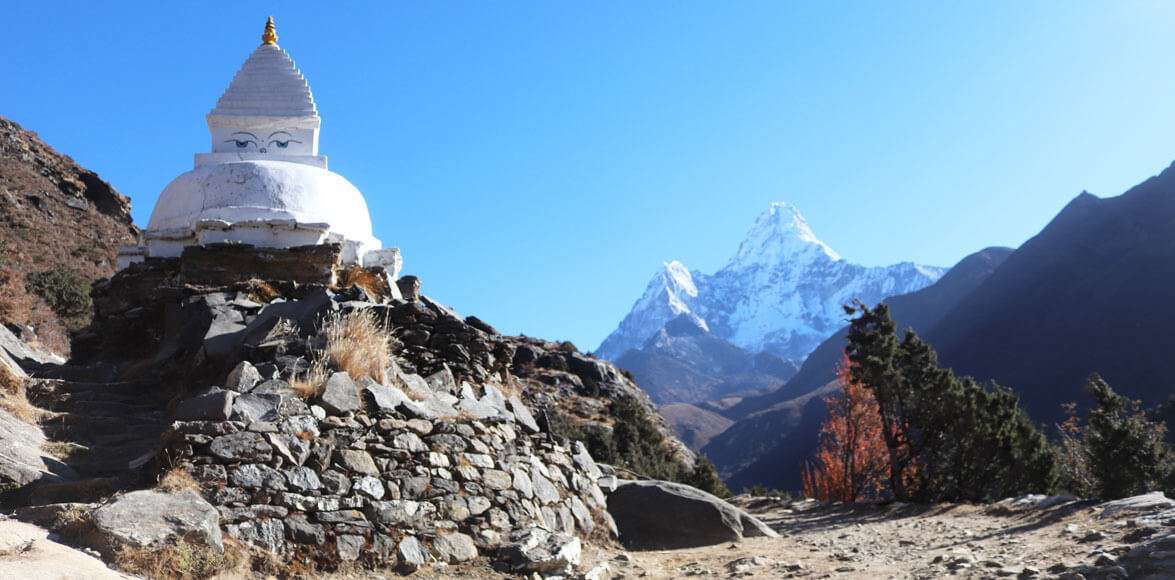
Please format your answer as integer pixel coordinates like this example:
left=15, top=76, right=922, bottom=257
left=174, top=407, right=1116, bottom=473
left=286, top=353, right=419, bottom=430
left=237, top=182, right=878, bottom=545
left=321, top=310, right=396, bottom=383
left=157, top=467, right=202, bottom=493
left=291, top=310, right=397, bottom=399
left=289, top=359, right=330, bottom=400
left=0, top=361, right=43, bottom=424
left=114, top=539, right=245, bottom=580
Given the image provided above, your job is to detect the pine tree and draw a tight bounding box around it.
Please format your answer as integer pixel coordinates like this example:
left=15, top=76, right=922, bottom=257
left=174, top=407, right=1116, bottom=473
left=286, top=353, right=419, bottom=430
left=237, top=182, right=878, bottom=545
left=1084, top=374, right=1169, bottom=499
left=844, top=301, right=914, bottom=499
left=842, top=302, right=1058, bottom=501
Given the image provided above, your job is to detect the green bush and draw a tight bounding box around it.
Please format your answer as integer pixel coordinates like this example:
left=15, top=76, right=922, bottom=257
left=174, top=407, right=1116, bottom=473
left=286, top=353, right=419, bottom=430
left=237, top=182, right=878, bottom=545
left=25, top=268, right=92, bottom=319
left=550, top=396, right=731, bottom=498
left=844, top=302, right=1058, bottom=501
left=1083, top=374, right=1170, bottom=499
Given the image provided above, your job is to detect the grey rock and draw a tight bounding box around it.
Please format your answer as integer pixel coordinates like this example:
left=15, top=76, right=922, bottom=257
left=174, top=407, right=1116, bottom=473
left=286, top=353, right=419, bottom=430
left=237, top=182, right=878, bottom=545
left=509, top=395, right=540, bottom=433
left=227, top=518, right=285, bottom=553
left=251, top=379, right=296, bottom=397
left=353, top=475, right=385, bottom=500
left=483, top=469, right=512, bottom=491
left=230, top=393, right=281, bottom=423
left=607, top=479, right=779, bottom=549
left=0, top=408, right=75, bottom=492
left=225, top=361, right=263, bottom=392
left=397, top=535, right=429, bottom=572
left=362, top=381, right=410, bottom=415
left=370, top=500, right=436, bottom=528
left=572, top=441, right=602, bottom=479
left=1099, top=492, right=1175, bottom=517
left=531, top=470, right=561, bottom=505
left=396, top=276, right=422, bottom=302
left=209, top=431, right=273, bottom=463
left=285, top=514, right=326, bottom=545
left=335, top=449, right=379, bottom=475
left=284, top=466, right=322, bottom=492
left=320, top=470, right=351, bottom=495
left=337, top=534, right=365, bottom=561
left=318, top=372, right=361, bottom=415
left=90, top=490, right=222, bottom=556
left=512, top=467, right=534, bottom=499
left=458, top=383, right=499, bottom=419
left=400, top=476, right=430, bottom=499
left=433, top=531, right=478, bottom=563
left=175, top=388, right=235, bottom=421
left=229, top=463, right=286, bottom=490
left=267, top=433, right=311, bottom=466
left=392, top=432, right=427, bottom=453
left=501, top=527, right=582, bottom=575
left=425, top=366, right=457, bottom=394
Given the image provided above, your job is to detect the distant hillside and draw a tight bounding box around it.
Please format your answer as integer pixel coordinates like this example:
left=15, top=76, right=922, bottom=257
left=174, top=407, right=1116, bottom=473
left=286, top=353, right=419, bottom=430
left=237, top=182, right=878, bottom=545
left=0, top=117, right=138, bottom=354
left=930, top=163, right=1175, bottom=423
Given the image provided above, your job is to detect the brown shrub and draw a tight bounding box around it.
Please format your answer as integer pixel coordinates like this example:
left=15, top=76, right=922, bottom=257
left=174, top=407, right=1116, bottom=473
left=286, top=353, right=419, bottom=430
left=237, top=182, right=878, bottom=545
left=114, top=539, right=245, bottom=580
left=291, top=310, right=399, bottom=401
left=157, top=467, right=201, bottom=493
left=0, top=362, right=42, bottom=423
left=320, top=310, right=395, bottom=383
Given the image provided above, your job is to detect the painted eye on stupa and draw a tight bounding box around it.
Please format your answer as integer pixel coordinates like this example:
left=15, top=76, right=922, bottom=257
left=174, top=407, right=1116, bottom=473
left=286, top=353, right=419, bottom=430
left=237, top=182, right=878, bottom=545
left=226, top=139, right=257, bottom=149
left=274, top=141, right=289, bottom=148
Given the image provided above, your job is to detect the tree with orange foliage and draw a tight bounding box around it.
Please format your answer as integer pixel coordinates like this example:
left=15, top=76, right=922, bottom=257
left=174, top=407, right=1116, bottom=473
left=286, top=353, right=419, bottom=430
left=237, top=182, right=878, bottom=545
left=802, top=355, right=890, bottom=502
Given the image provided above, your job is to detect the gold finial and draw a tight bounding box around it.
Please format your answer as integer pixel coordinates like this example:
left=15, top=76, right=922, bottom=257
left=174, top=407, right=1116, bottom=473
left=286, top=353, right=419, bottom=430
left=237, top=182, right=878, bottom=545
left=261, top=16, right=278, bottom=45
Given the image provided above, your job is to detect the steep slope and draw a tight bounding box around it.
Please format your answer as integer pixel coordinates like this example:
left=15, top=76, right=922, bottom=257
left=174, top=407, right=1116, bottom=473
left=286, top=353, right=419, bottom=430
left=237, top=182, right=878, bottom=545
left=0, top=117, right=138, bottom=354
left=929, top=162, right=1175, bottom=423
left=703, top=247, right=1012, bottom=487
left=615, top=313, right=797, bottom=405
left=598, top=203, right=945, bottom=366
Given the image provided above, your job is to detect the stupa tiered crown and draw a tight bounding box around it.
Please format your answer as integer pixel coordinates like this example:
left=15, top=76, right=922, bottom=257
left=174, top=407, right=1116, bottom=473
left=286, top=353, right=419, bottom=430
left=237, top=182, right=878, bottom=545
left=120, top=17, right=394, bottom=269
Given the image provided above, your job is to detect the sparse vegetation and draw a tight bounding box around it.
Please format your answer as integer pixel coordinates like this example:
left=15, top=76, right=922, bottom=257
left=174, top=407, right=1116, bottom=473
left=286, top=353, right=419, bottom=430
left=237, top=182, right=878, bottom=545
left=552, top=395, right=731, bottom=497
left=114, top=539, right=244, bottom=580
left=157, top=467, right=202, bottom=493
left=25, top=267, right=93, bottom=321
left=1055, top=375, right=1172, bottom=500
left=291, top=309, right=398, bottom=398
left=0, top=361, right=41, bottom=423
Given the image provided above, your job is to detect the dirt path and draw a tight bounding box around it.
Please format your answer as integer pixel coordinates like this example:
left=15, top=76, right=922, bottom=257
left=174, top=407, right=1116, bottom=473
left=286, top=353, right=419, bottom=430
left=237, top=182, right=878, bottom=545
left=613, top=496, right=1141, bottom=579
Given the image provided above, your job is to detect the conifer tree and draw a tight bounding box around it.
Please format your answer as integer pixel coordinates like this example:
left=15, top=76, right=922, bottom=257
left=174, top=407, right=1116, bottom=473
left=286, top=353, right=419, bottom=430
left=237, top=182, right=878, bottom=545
left=1084, top=374, right=1169, bottom=499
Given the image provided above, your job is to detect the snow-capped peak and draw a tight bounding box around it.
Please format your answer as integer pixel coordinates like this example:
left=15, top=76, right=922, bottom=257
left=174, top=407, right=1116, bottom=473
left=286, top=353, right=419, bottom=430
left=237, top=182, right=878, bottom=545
left=598, top=201, right=945, bottom=364
left=728, top=202, right=841, bottom=269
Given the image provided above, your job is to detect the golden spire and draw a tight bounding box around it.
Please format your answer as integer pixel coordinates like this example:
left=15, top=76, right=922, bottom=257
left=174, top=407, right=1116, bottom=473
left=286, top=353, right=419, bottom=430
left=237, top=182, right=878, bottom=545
left=261, top=16, right=278, bottom=46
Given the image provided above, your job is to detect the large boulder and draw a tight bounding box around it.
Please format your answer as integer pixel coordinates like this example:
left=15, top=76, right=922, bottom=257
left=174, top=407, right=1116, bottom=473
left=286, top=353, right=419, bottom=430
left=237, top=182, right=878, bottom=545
left=0, top=409, right=74, bottom=492
left=90, top=490, right=223, bottom=556
left=606, top=479, right=779, bottom=549
left=1099, top=492, right=1175, bottom=518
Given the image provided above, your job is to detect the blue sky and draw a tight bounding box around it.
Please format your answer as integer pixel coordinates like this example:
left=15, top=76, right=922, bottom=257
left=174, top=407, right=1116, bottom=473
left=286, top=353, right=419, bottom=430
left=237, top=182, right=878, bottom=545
left=4, top=2, right=1175, bottom=349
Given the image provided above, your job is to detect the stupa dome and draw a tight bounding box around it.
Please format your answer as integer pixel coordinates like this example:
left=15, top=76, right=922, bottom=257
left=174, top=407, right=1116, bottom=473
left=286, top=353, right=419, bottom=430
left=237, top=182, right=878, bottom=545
left=121, top=17, right=391, bottom=269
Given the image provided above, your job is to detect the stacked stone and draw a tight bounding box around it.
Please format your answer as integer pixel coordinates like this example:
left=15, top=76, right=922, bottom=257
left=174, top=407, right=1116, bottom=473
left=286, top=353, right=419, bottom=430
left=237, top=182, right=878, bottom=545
left=164, top=357, right=610, bottom=572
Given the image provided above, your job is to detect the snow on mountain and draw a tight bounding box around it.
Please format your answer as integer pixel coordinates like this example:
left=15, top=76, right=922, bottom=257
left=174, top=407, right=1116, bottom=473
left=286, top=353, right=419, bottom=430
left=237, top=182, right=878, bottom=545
left=596, top=202, right=946, bottom=363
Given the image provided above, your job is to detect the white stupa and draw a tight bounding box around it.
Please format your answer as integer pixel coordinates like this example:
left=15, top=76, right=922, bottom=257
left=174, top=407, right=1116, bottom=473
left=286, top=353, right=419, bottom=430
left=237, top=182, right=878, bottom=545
left=119, top=17, right=395, bottom=271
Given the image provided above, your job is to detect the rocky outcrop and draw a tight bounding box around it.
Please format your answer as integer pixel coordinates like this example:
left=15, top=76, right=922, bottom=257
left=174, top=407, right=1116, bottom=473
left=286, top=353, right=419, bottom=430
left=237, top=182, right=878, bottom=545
left=0, top=408, right=74, bottom=493
left=0, top=116, right=138, bottom=353
left=89, top=490, right=223, bottom=557
left=606, top=479, right=778, bottom=549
